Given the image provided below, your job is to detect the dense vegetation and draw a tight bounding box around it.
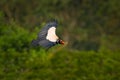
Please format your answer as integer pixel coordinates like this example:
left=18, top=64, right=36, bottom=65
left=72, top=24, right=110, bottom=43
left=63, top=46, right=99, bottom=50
left=0, top=49, right=120, bottom=80
left=0, top=0, right=120, bottom=79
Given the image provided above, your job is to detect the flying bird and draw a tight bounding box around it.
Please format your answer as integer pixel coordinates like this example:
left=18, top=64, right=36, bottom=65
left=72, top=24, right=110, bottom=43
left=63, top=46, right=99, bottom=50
left=31, top=20, right=64, bottom=49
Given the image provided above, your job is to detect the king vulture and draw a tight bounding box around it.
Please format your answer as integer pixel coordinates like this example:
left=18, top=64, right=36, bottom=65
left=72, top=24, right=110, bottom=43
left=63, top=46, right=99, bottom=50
left=31, top=20, right=64, bottom=49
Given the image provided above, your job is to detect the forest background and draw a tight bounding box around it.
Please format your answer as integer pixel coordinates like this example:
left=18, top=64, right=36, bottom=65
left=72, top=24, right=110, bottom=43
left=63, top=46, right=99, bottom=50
left=0, top=0, right=120, bottom=80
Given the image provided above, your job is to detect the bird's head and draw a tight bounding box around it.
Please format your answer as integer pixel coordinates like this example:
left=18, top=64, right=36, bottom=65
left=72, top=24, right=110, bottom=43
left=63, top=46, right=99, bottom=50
left=57, top=39, right=65, bottom=45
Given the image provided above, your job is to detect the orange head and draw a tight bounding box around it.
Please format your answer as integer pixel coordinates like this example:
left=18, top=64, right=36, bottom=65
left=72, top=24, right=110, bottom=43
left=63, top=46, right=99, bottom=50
left=57, top=39, right=64, bottom=45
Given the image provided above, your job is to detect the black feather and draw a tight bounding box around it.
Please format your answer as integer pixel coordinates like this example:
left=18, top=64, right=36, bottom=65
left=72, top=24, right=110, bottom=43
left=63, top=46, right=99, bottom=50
left=38, top=40, right=56, bottom=49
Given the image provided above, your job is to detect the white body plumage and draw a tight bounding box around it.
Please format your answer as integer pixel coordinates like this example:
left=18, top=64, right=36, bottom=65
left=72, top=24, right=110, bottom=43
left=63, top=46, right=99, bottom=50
left=46, top=27, right=58, bottom=42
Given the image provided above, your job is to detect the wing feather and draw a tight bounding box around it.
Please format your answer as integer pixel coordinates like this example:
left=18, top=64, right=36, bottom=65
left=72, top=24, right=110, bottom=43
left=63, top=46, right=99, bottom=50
left=38, top=40, right=56, bottom=49
left=37, top=21, right=58, bottom=40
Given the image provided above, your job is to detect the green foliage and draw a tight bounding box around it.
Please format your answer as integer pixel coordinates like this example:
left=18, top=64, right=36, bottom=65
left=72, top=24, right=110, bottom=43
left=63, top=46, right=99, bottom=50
left=0, top=24, right=30, bottom=52
left=0, top=49, right=120, bottom=80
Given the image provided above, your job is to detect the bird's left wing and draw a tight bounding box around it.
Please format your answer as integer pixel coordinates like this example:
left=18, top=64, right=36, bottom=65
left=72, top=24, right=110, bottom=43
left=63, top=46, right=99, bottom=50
left=37, top=21, right=58, bottom=41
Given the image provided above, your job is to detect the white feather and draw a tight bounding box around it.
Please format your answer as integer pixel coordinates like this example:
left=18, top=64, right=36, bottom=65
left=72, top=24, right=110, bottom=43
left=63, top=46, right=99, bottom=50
left=46, top=27, right=58, bottom=42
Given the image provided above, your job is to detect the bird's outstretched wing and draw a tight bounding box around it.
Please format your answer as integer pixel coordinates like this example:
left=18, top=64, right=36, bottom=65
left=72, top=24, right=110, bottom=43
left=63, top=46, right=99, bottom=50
left=37, top=21, right=58, bottom=41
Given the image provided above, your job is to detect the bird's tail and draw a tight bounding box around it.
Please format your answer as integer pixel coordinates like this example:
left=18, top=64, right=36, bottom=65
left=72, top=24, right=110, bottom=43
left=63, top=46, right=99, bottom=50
left=31, top=39, right=39, bottom=46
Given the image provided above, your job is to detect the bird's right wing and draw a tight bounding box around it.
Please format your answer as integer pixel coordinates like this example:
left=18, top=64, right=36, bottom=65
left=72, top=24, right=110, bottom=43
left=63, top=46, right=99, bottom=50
left=38, top=39, right=56, bottom=49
